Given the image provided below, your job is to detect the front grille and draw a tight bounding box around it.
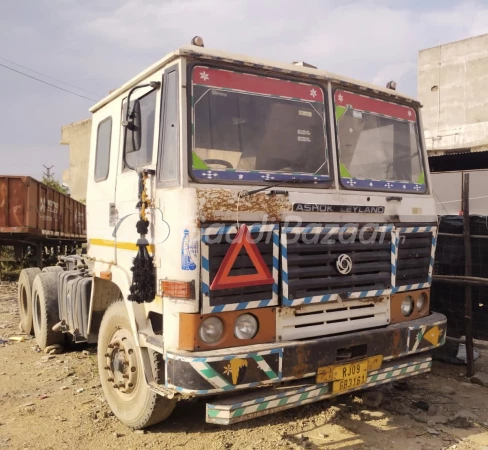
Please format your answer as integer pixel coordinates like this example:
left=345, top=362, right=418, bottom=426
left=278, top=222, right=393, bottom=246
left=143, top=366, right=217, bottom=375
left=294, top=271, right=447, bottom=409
left=397, top=232, right=432, bottom=286
left=277, top=298, right=390, bottom=340
left=285, top=230, right=391, bottom=300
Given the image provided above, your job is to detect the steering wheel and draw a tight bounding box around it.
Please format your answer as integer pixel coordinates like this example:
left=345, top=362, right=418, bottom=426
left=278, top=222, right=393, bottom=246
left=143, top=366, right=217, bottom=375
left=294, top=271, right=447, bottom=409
left=264, top=158, right=298, bottom=172
left=203, top=159, right=234, bottom=169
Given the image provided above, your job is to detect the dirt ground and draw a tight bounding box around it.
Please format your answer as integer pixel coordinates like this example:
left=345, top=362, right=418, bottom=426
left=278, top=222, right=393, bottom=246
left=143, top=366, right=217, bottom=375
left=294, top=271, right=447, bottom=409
left=1, top=283, right=488, bottom=450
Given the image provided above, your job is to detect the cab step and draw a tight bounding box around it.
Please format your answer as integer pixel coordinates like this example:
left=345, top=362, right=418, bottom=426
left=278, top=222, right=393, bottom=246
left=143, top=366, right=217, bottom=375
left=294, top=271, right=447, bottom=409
left=206, top=355, right=432, bottom=425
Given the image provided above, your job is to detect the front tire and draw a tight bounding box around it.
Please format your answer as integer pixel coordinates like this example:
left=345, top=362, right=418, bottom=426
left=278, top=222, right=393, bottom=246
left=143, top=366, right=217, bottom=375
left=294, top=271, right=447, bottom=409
left=32, top=272, right=64, bottom=349
left=18, top=268, right=41, bottom=334
left=97, top=301, right=176, bottom=429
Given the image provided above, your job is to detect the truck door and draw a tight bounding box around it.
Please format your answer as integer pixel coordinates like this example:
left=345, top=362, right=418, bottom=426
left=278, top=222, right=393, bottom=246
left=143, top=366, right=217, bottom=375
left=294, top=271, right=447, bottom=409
left=114, top=85, right=160, bottom=269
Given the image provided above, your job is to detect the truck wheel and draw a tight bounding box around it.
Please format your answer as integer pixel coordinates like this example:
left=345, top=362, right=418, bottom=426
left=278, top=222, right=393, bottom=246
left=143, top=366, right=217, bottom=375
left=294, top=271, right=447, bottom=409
left=98, top=301, right=176, bottom=429
left=18, top=268, right=41, bottom=334
left=32, top=272, right=64, bottom=349
left=42, top=266, right=64, bottom=273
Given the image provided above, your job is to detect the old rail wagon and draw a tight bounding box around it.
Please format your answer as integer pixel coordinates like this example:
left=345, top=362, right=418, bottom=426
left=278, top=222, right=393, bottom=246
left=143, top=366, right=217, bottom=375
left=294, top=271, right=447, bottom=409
left=0, top=176, right=86, bottom=271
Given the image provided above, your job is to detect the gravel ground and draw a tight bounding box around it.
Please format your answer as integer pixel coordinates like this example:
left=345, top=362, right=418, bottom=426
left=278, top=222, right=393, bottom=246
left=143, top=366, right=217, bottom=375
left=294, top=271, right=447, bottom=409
left=1, top=282, right=488, bottom=450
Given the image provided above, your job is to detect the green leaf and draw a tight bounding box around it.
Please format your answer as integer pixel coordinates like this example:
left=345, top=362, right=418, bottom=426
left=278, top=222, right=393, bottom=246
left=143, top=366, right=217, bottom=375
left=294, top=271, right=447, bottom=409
left=416, top=171, right=425, bottom=185
left=335, top=106, right=347, bottom=121
left=192, top=151, right=208, bottom=169
left=340, top=163, right=353, bottom=178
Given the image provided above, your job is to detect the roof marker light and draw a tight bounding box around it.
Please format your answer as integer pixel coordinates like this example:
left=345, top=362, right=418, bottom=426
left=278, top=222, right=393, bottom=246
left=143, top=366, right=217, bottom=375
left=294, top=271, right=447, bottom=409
left=386, top=80, right=397, bottom=90
left=191, top=36, right=205, bottom=47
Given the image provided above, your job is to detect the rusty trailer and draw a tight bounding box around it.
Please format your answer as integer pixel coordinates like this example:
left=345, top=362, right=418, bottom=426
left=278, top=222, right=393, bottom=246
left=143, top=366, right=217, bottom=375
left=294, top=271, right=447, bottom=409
left=0, top=175, right=86, bottom=271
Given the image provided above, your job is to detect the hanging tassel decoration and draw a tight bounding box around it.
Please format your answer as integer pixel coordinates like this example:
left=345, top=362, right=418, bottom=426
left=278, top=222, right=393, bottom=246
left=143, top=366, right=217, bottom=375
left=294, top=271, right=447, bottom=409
left=128, top=170, right=156, bottom=303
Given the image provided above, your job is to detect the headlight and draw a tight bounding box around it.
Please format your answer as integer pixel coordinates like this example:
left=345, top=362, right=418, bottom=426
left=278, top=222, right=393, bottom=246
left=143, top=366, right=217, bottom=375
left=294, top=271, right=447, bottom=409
left=401, top=296, right=415, bottom=317
left=234, top=313, right=258, bottom=340
left=198, top=317, right=224, bottom=344
left=417, top=293, right=427, bottom=311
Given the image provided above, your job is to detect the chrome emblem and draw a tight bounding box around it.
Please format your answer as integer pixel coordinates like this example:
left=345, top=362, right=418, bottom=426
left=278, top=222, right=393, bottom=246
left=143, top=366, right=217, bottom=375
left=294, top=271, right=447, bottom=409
left=336, top=254, right=353, bottom=275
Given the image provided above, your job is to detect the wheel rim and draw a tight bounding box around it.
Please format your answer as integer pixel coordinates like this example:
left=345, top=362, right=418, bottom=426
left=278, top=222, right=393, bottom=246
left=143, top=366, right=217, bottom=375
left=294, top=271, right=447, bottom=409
left=103, top=327, right=139, bottom=398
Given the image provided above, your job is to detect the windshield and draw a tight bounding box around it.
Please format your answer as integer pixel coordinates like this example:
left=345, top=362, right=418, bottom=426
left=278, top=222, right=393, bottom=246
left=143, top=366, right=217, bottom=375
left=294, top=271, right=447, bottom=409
left=335, top=90, right=426, bottom=193
left=190, top=66, right=329, bottom=184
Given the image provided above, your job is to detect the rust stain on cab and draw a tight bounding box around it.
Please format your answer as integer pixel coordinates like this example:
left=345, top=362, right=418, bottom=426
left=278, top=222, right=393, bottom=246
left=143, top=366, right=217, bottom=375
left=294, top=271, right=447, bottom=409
left=197, top=188, right=291, bottom=222
left=292, top=345, right=312, bottom=378
left=360, top=296, right=386, bottom=304
left=391, top=329, right=402, bottom=357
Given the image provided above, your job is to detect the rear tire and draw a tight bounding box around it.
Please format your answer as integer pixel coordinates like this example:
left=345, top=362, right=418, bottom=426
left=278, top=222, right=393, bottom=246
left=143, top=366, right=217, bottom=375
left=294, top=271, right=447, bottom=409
left=97, top=301, right=176, bottom=429
left=32, top=272, right=64, bottom=349
left=18, top=268, right=41, bottom=334
left=42, top=266, right=64, bottom=273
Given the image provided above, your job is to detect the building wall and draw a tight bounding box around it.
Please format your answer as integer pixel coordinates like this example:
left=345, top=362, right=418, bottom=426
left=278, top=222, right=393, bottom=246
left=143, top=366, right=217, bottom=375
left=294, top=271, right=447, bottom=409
left=61, top=118, right=92, bottom=201
left=431, top=170, right=488, bottom=215
left=418, top=33, right=488, bottom=154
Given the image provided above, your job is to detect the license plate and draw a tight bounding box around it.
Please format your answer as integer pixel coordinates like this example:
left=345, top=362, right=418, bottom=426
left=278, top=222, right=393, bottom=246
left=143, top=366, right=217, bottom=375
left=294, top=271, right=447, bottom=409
left=316, top=355, right=383, bottom=393
left=332, top=362, right=368, bottom=393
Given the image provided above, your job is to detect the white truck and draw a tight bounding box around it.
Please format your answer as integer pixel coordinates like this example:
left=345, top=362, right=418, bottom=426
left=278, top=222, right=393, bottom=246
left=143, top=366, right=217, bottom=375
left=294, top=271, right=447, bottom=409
left=18, top=37, right=446, bottom=428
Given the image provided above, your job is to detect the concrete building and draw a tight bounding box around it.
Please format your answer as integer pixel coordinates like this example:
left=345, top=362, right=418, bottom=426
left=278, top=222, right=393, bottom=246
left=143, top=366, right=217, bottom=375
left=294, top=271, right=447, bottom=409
left=419, top=33, right=488, bottom=155
left=61, top=118, right=92, bottom=202
left=418, top=33, right=488, bottom=216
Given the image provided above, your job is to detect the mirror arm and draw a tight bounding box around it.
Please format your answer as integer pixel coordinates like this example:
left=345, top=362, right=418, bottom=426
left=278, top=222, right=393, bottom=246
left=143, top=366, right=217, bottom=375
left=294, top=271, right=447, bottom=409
left=122, top=81, right=161, bottom=128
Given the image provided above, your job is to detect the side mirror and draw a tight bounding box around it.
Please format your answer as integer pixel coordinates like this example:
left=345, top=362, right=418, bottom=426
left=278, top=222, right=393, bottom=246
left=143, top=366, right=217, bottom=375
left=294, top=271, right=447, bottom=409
left=124, top=99, right=142, bottom=153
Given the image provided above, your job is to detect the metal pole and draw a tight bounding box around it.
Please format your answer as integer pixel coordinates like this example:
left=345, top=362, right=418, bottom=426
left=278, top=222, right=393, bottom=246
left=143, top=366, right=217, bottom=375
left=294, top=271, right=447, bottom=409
left=463, top=173, right=475, bottom=377
left=433, top=274, right=488, bottom=286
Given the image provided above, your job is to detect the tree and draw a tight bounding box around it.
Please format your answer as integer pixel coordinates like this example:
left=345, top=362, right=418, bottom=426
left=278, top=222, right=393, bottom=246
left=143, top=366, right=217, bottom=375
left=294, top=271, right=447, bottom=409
left=42, top=176, right=69, bottom=195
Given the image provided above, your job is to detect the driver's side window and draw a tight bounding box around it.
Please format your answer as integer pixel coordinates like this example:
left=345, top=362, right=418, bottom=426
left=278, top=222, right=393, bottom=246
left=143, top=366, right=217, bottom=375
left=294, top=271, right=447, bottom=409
left=122, top=90, right=157, bottom=170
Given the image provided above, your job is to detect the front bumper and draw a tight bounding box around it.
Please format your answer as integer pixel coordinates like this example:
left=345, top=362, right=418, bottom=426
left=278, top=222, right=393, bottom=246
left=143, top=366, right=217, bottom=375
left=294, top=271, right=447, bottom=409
left=166, top=312, right=446, bottom=395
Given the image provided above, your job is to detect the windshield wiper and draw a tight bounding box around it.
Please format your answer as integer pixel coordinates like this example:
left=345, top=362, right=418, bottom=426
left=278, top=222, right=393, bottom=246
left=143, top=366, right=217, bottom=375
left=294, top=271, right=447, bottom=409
left=238, top=178, right=303, bottom=198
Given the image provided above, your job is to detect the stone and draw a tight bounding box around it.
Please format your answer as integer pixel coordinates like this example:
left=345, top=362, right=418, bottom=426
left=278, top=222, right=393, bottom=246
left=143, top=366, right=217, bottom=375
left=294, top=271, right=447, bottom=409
left=427, top=404, right=442, bottom=416
left=20, top=402, right=35, bottom=408
left=76, top=388, right=84, bottom=394
left=454, top=409, right=477, bottom=420
left=60, top=386, right=68, bottom=391
left=41, top=355, right=56, bottom=362
left=426, top=427, right=440, bottom=435
left=134, top=430, right=146, bottom=434
left=44, top=345, right=63, bottom=355
left=439, top=385, right=456, bottom=395
left=429, top=415, right=449, bottom=425
left=470, top=373, right=488, bottom=387
left=412, top=414, right=428, bottom=424
left=113, top=432, right=122, bottom=438
left=448, top=416, right=473, bottom=429
left=362, top=391, right=383, bottom=408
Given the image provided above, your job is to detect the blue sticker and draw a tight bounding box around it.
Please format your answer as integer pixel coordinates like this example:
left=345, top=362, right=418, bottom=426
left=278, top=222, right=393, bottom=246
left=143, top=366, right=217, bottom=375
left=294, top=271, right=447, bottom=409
left=182, top=229, right=198, bottom=271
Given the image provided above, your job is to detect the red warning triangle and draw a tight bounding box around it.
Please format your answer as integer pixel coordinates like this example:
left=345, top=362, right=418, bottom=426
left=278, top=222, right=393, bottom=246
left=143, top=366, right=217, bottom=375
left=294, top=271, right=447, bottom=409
left=210, top=224, right=274, bottom=290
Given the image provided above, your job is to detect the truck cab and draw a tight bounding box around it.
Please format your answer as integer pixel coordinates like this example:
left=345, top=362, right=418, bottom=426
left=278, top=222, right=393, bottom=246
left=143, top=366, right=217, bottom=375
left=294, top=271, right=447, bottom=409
left=22, top=39, right=446, bottom=428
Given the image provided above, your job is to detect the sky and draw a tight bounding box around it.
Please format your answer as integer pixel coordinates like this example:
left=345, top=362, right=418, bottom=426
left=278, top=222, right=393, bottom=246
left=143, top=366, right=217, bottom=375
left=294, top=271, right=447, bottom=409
left=1, top=0, right=488, bottom=181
